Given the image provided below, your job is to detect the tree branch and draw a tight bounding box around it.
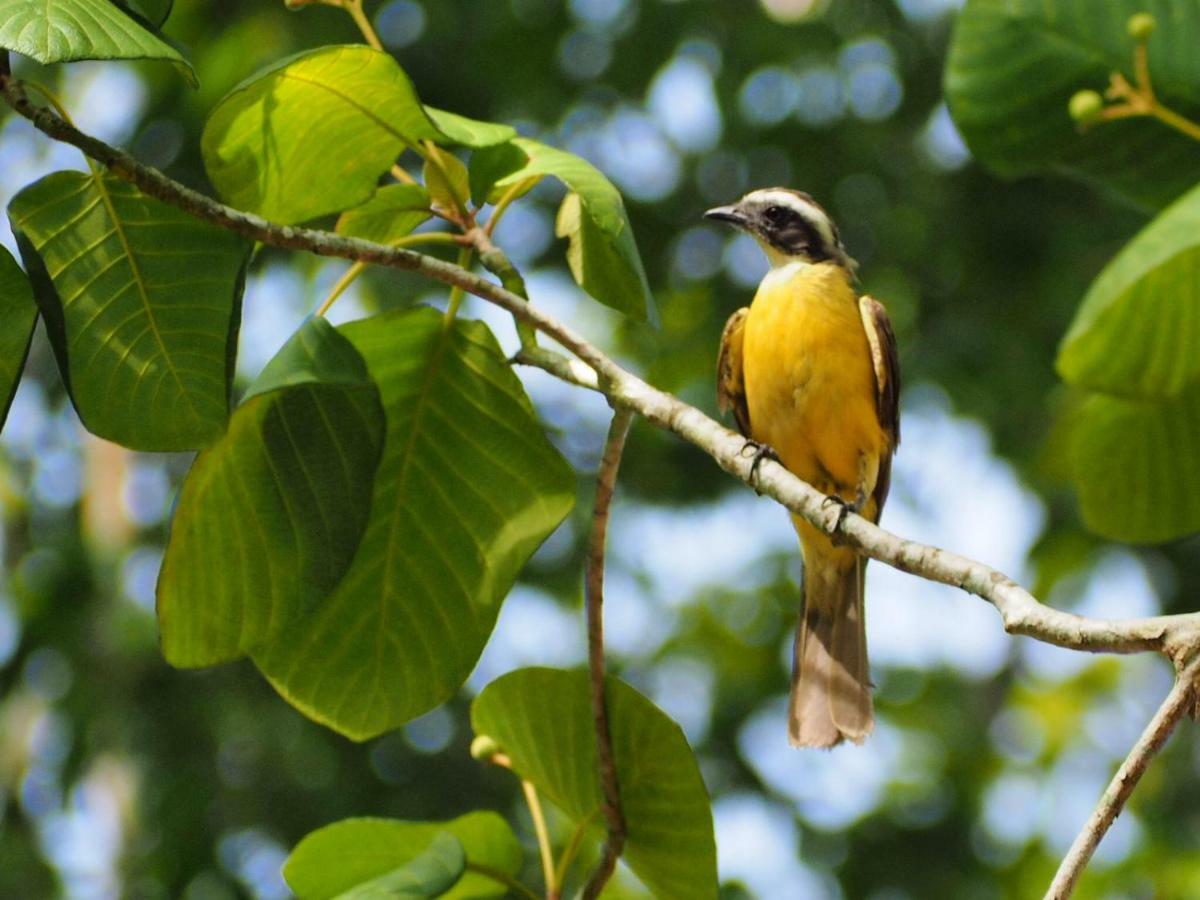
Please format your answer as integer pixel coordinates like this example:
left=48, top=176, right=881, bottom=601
left=4, top=65, right=1200, bottom=674
left=582, top=407, right=634, bottom=900
left=1046, top=660, right=1200, bottom=899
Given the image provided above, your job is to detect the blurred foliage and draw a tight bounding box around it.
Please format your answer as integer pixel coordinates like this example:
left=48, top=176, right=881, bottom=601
left=2, top=0, right=1200, bottom=898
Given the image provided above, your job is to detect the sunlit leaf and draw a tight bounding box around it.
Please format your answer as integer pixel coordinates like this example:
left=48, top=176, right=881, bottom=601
left=471, top=138, right=655, bottom=321
left=1069, top=384, right=1200, bottom=542
left=472, top=668, right=717, bottom=900
left=0, top=247, right=37, bottom=430
left=426, top=107, right=516, bottom=148
left=945, top=0, right=1200, bottom=208
left=285, top=813, right=521, bottom=900
left=1058, top=182, right=1200, bottom=398
left=0, top=0, right=190, bottom=74
left=254, top=308, right=575, bottom=740
left=202, top=45, right=444, bottom=223
left=336, top=184, right=432, bottom=245
left=157, top=317, right=384, bottom=666
left=8, top=171, right=249, bottom=451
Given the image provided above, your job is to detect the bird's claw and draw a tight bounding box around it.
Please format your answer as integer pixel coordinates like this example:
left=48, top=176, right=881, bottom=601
left=822, top=494, right=861, bottom=544
left=740, top=440, right=779, bottom=493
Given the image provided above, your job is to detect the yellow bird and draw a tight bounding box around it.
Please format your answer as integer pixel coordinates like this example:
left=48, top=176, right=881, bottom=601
left=705, top=189, right=900, bottom=748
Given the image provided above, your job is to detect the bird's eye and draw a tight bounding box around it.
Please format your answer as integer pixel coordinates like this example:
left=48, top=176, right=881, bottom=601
left=764, top=205, right=788, bottom=224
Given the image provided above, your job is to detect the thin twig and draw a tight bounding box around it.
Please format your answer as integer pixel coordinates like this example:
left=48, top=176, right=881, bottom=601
left=1045, top=660, right=1200, bottom=899
left=582, top=408, right=634, bottom=900
left=6, top=66, right=1200, bottom=672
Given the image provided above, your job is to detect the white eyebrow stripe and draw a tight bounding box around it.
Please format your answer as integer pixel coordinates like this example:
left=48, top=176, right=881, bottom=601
left=745, top=189, right=835, bottom=248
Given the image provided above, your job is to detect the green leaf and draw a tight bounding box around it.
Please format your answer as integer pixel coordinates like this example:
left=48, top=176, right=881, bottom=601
left=336, top=184, right=432, bottom=245
left=945, top=0, right=1200, bottom=208
left=423, top=146, right=471, bottom=217
left=253, top=307, right=575, bottom=740
left=202, top=45, right=445, bottom=224
left=0, top=247, right=38, bottom=430
left=8, top=171, right=249, bottom=451
left=157, top=317, right=384, bottom=666
left=1058, top=182, right=1200, bottom=398
left=285, top=812, right=522, bottom=900
left=472, top=138, right=655, bottom=321
left=334, top=833, right=465, bottom=900
left=471, top=668, right=718, bottom=900
left=426, top=108, right=517, bottom=149
left=1068, top=384, right=1200, bottom=542
left=0, top=0, right=190, bottom=75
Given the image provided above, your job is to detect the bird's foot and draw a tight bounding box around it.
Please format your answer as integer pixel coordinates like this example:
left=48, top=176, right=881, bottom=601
left=822, top=494, right=861, bottom=544
left=739, top=440, right=779, bottom=494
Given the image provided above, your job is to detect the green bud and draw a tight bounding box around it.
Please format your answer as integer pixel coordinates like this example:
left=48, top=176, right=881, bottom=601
left=470, top=735, right=502, bottom=761
left=1069, top=90, right=1105, bottom=125
left=1127, top=12, right=1156, bottom=41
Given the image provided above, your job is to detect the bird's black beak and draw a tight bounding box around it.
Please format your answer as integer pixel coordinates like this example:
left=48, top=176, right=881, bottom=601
left=704, top=204, right=749, bottom=228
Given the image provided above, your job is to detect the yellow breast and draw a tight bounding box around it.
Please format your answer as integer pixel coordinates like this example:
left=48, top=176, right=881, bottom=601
left=741, top=261, right=884, bottom=494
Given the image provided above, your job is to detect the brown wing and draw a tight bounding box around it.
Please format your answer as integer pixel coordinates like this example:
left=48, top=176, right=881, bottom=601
left=717, top=307, right=751, bottom=436
left=859, top=295, right=900, bottom=510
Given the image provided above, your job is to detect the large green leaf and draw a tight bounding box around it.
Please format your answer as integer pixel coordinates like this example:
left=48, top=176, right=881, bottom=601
left=334, top=833, right=465, bottom=900
left=253, top=307, right=575, bottom=740
left=0, top=0, right=189, bottom=73
left=1058, top=182, right=1200, bottom=398
left=0, top=247, right=38, bottom=430
left=202, top=45, right=445, bottom=224
left=471, top=668, right=718, bottom=900
left=285, top=812, right=521, bottom=900
left=157, top=317, right=385, bottom=666
left=470, top=138, right=655, bottom=321
left=336, top=184, right=432, bottom=245
left=945, top=0, right=1200, bottom=208
left=8, top=171, right=249, bottom=451
left=1069, top=385, right=1200, bottom=542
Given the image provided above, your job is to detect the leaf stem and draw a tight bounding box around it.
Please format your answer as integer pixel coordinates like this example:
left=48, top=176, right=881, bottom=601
left=467, top=227, right=539, bottom=351
left=553, top=808, right=600, bottom=891
left=466, top=862, right=540, bottom=900
left=581, top=407, right=634, bottom=900
left=485, top=177, right=540, bottom=238
left=444, top=246, right=474, bottom=324
left=391, top=163, right=418, bottom=186
left=315, top=232, right=457, bottom=318
left=520, top=778, right=558, bottom=900
left=343, top=0, right=383, bottom=50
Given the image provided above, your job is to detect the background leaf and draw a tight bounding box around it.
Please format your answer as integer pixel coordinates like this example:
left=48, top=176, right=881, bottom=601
left=945, top=0, right=1200, bottom=208
left=0, top=0, right=190, bottom=73
left=8, top=171, right=249, bottom=451
left=253, top=307, right=575, bottom=740
left=285, top=812, right=521, bottom=900
left=0, top=247, right=37, bottom=430
left=109, top=0, right=174, bottom=28
left=202, top=45, right=444, bottom=224
left=1068, top=385, right=1200, bottom=542
left=157, top=317, right=384, bottom=666
left=471, top=668, right=718, bottom=900
left=336, top=184, right=432, bottom=245
left=333, top=832, right=465, bottom=900
left=426, top=108, right=516, bottom=148
left=471, top=138, right=655, bottom=321
left=1058, top=182, right=1200, bottom=398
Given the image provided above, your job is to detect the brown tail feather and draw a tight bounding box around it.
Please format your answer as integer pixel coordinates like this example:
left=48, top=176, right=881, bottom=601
left=789, top=555, right=873, bottom=748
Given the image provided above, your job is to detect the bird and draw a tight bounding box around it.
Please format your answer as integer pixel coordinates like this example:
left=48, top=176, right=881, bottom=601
left=705, top=188, right=900, bottom=748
